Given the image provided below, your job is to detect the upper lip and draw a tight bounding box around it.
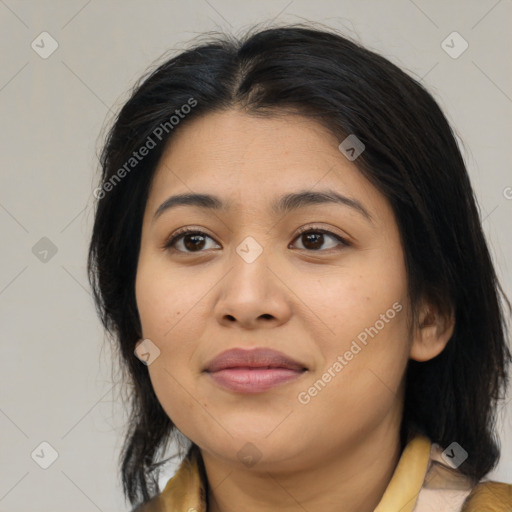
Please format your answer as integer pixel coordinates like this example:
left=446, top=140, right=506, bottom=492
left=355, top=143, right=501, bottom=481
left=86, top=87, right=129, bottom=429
left=204, top=348, right=307, bottom=372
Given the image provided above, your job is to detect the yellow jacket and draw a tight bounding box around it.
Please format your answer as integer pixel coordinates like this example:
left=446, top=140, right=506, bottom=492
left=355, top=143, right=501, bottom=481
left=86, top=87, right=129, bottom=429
left=135, top=434, right=512, bottom=511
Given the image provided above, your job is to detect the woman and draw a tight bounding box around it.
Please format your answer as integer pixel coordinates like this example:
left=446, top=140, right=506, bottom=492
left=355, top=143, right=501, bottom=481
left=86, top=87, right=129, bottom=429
left=87, top=23, right=512, bottom=512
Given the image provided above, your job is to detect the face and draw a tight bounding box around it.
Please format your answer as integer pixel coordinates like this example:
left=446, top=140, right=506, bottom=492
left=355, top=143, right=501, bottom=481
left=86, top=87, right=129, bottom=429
left=135, top=110, right=414, bottom=472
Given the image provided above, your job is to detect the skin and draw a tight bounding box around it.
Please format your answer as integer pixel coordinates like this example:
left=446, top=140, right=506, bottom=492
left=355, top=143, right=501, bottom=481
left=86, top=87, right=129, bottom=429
left=135, top=110, right=454, bottom=512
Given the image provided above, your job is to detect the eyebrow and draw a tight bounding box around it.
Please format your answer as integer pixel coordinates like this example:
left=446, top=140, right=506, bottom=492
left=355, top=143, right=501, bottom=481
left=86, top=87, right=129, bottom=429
left=153, top=189, right=373, bottom=223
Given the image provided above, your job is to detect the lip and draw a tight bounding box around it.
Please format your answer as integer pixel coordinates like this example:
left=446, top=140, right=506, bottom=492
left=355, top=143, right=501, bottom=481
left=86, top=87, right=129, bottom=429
left=203, top=348, right=308, bottom=394
left=206, top=368, right=306, bottom=393
left=204, top=347, right=307, bottom=372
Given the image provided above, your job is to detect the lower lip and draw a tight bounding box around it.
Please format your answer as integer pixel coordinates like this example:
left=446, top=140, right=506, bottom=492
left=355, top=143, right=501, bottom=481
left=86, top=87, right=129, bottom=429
left=205, top=368, right=305, bottom=393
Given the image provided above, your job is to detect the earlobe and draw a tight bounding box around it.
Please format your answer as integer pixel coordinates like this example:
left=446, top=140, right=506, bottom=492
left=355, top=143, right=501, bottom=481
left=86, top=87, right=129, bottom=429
left=409, top=305, right=455, bottom=362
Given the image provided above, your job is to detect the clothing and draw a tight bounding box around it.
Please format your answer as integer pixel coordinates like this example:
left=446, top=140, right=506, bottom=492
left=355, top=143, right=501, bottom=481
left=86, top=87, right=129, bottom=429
left=134, top=434, right=512, bottom=511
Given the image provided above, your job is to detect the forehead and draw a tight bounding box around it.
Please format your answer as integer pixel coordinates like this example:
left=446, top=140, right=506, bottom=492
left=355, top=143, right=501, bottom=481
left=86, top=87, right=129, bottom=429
left=146, top=109, right=389, bottom=222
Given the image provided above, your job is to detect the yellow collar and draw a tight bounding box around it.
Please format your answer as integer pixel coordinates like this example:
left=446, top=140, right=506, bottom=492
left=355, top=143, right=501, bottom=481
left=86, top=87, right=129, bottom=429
left=374, top=434, right=431, bottom=512
left=155, top=434, right=433, bottom=512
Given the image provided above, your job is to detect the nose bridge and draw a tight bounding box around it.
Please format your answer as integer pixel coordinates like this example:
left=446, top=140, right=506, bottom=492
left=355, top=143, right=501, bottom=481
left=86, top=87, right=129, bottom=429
left=229, top=232, right=273, bottom=299
left=214, top=232, right=290, bottom=328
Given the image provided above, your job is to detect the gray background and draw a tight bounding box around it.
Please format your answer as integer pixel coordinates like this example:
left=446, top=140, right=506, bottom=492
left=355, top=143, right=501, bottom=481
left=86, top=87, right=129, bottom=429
left=0, top=1, right=511, bottom=511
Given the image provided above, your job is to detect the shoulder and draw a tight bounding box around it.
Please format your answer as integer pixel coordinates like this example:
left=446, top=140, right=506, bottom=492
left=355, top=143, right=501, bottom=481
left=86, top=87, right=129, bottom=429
left=461, top=481, right=512, bottom=512
left=415, top=440, right=512, bottom=512
left=130, top=494, right=164, bottom=512
left=130, top=445, right=207, bottom=512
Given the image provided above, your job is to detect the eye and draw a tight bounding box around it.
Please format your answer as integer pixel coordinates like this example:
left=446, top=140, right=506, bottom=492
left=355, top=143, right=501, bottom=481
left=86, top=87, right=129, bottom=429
left=162, top=228, right=220, bottom=253
left=290, top=226, right=349, bottom=252
left=162, top=225, right=349, bottom=254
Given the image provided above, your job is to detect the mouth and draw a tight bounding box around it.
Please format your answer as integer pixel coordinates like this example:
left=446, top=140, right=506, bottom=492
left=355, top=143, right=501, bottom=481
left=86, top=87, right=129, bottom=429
left=204, top=347, right=308, bottom=372
left=203, top=347, right=308, bottom=393
left=205, top=367, right=307, bottom=393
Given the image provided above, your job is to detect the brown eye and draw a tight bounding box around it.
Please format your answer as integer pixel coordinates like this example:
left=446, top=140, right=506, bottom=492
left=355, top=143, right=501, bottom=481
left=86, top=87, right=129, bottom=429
left=163, top=226, right=349, bottom=254
left=163, top=229, right=220, bottom=253
left=181, top=233, right=207, bottom=251
left=291, top=228, right=348, bottom=252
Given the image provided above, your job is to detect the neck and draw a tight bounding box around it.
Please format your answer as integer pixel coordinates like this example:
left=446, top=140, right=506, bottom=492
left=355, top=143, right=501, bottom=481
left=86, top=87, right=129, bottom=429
left=201, top=415, right=404, bottom=512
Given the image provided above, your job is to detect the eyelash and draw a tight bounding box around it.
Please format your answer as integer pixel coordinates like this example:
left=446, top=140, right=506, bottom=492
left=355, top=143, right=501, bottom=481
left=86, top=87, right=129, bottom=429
left=162, top=225, right=350, bottom=253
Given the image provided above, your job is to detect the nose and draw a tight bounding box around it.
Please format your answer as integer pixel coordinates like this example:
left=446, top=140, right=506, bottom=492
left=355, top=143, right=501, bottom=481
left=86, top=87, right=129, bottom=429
left=213, top=249, right=292, bottom=330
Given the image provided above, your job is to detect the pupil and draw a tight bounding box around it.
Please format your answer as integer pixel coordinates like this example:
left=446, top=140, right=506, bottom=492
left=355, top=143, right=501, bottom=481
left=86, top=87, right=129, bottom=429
left=185, top=234, right=205, bottom=251
left=304, top=233, right=322, bottom=250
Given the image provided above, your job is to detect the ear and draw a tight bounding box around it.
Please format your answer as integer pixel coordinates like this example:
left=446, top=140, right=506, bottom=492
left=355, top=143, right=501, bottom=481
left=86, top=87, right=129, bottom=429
left=409, top=301, right=455, bottom=362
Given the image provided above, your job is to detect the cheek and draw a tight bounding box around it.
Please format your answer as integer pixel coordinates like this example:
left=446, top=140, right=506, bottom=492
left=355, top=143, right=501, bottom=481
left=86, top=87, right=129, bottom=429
left=139, top=302, right=207, bottom=437
left=292, top=252, right=410, bottom=411
left=135, top=259, right=204, bottom=340
left=135, top=261, right=209, bottom=415
left=297, top=308, right=410, bottom=444
left=293, top=261, right=407, bottom=354
left=147, top=366, right=206, bottom=444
